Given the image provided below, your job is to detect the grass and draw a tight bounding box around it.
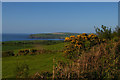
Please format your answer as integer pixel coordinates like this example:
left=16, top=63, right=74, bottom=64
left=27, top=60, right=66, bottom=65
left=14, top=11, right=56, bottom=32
left=2, top=40, right=68, bottom=78
left=42, top=42, right=65, bottom=51
left=2, top=40, right=63, bottom=51
left=0, top=58, right=2, bottom=79
left=2, top=44, right=33, bottom=52
left=2, top=52, right=67, bottom=78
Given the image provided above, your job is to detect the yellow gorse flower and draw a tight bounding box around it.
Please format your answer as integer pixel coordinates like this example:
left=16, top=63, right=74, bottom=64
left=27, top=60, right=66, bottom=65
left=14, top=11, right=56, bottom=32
left=78, top=44, right=82, bottom=48
left=85, top=37, right=87, bottom=40
left=81, top=36, right=85, bottom=39
left=70, top=35, right=75, bottom=38
left=77, top=35, right=81, bottom=38
left=75, top=44, right=77, bottom=47
left=64, top=33, right=105, bottom=57
left=76, top=40, right=79, bottom=44
left=82, top=33, right=86, bottom=35
left=99, top=39, right=101, bottom=42
left=88, top=35, right=91, bottom=38
left=65, top=37, right=70, bottom=41
left=92, top=36, right=95, bottom=38
left=71, top=40, right=75, bottom=43
left=94, top=35, right=97, bottom=37
left=64, top=50, right=67, bottom=53
left=91, top=33, right=94, bottom=36
left=103, top=39, right=106, bottom=41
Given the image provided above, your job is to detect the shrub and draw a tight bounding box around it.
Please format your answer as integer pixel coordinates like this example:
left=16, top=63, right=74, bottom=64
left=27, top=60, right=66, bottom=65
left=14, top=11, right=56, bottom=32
left=2, top=51, right=14, bottom=57
left=16, top=62, right=29, bottom=78
left=55, top=41, right=120, bottom=79
left=115, top=26, right=120, bottom=37
left=60, top=25, right=120, bottom=79
left=64, top=33, right=105, bottom=59
left=112, top=36, right=119, bottom=42
left=95, top=25, right=113, bottom=40
left=115, top=41, right=120, bottom=55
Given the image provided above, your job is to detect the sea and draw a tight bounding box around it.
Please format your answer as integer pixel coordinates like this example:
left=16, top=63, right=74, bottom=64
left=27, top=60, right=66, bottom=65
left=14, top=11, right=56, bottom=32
left=1, top=33, right=64, bottom=42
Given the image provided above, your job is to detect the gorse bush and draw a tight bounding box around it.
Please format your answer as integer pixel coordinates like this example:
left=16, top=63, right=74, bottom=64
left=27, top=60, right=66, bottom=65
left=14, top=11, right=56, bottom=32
left=64, top=33, right=106, bottom=59
left=61, top=25, right=120, bottom=79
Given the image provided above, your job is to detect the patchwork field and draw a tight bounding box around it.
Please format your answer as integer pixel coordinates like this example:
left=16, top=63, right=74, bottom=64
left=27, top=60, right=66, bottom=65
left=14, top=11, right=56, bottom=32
left=2, top=40, right=69, bottom=78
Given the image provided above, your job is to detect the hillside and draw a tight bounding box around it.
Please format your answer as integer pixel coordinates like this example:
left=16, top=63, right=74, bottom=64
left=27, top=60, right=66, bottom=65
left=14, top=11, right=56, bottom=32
left=29, top=32, right=82, bottom=39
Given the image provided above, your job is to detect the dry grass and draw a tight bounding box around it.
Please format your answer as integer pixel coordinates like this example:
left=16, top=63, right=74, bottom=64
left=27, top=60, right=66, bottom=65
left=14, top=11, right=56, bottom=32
left=53, top=41, right=120, bottom=79
left=29, top=41, right=120, bottom=79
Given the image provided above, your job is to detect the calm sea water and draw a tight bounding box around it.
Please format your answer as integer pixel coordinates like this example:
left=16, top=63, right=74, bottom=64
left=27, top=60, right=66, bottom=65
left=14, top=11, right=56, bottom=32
left=2, top=34, right=64, bottom=42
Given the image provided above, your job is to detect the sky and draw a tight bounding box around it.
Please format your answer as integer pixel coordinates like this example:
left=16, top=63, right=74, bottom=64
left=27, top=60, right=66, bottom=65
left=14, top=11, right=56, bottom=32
left=2, top=2, right=118, bottom=34
left=1, top=0, right=120, bottom=2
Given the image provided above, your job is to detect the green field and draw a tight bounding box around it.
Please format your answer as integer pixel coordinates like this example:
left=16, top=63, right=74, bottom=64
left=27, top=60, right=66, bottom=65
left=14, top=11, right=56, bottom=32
left=2, top=40, right=69, bottom=78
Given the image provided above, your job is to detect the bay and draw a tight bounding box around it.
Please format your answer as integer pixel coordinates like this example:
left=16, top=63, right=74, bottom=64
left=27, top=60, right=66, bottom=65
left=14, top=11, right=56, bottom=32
left=2, top=33, right=64, bottom=42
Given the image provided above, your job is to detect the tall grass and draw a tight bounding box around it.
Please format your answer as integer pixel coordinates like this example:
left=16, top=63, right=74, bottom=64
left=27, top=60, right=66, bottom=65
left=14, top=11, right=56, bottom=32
left=52, top=41, right=120, bottom=79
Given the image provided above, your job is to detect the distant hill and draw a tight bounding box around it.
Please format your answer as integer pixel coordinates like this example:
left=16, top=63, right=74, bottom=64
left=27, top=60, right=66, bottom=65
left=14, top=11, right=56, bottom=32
left=29, top=32, right=83, bottom=39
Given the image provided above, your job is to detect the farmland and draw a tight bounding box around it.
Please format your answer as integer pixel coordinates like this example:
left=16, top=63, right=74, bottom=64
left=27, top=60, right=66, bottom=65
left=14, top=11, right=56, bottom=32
left=2, top=40, right=69, bottom=78
left=2, top=25, right=120, bottom=79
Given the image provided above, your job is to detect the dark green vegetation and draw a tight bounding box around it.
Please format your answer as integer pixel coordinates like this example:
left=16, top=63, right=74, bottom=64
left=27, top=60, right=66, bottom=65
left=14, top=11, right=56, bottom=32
left=54, top=25, right=120, bottom=79
left=95, top=25, right=120, bottom=40
left=2, top=40, right=63, bottom=52
left=29, top=32, right=81, bottom=39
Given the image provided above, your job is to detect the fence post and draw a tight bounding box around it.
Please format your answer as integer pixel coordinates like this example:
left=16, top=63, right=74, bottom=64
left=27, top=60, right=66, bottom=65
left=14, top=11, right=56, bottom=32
left=77, top=60, right=80, bottom=78
left=53, top=58, right=55, bottom=80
